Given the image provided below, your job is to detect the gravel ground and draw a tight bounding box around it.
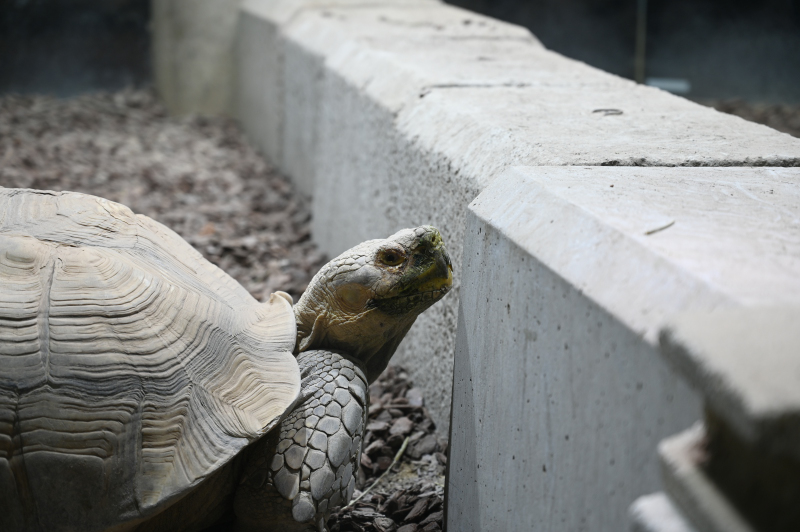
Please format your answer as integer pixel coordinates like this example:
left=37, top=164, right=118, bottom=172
left=705, top=99, right=800, bottom=138
left=0, top=90, right=445, bottom=531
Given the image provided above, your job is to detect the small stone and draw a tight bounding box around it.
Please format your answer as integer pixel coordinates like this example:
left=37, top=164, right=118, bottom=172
left=270, top=453, right=284, bottom=471
left=411, top=434, right=437, bottom=457
left=320, top=393, right=333, bottom=405
left=313, top=405, right=326, bottom=417
left=309, top=431, right=328, bottom=452
left=292, top=492, right=316, bottom=523
left=285, top=445, right=307, bottom=469
left=305, top=415, right=319, bottom=429
left=323, top=382, right=336, bottom=393
left=420, top=512, right=444, bottom=527
left=273, top=468, right=299, bottom=500
left=332, top=362, right=342, bottom=370
left=300, top=480, right=310, bottom=489
left=317, top=416, right=341, bottom=435
left=390, top=416, right=413, bottom=436
left=333, top=388, right=351, bottom=406
left=335, top=375, right=349, bottom=388
left=340, top=367, right=355, bottom=380
left=287, top=428, right=297, bottom=439
left=406, top=388, right=424, bottom=407
left=342, top=401, right=363, bottom=434
left=407, top=498, right=432, bottom=522
left=305, top=448, right=326, bottom=470
left=304, top=407, right=313, bottom=417
left=302, top=464, right=311, bottom=480
left=374, top=517, right=396, bottom=532
left=323, top=374, right=333, bottom=382
left=326, top=401, right=342, bottom=417
left=310, top=465, right=335, bottom=500
left=293, top=419, right=305, bottom=430
left=277, top=438, right=293, bottom=453
left=366, top=420, right=389, bottom=432
left=329, top=489, right=342, bottom=507
left=327, top=431, right=352, bottom=467
left=318, top=499, right=328, bottom=513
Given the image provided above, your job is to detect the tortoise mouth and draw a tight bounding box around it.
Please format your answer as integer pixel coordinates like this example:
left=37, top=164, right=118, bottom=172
left=370, top=284, right=451, bottom=315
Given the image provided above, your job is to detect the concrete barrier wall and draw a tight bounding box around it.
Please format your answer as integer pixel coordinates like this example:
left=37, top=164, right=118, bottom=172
left=233, top=0, right=800, bottom=438
left=448, top=166, right=800, bottom=531
left=152, top=0, right=240, bottom=116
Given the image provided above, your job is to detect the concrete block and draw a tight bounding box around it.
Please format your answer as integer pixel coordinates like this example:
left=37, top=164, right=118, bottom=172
left=236, top=2, right=286, bottom=168
left=446, top=166, right=800, bottom=531
left=152, top=0, right=240, bottom=116
left=630, top=493, right=697, bottom=532
left=660, top=308, right=800, bottom=459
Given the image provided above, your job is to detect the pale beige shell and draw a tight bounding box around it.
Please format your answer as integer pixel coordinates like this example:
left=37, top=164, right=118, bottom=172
left=0, top=188, right=300, bottom=532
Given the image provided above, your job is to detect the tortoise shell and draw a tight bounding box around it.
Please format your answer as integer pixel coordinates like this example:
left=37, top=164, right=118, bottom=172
left=0, top=188, right=300, bottom=532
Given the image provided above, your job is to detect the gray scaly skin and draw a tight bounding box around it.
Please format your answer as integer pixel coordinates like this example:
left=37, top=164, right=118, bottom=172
left=234, top=351, right=367, bottom=531
left=234, top=226, right=452, bottom=531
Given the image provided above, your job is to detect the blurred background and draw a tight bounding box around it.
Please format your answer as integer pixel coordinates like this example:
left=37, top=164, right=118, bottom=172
left=1, top=0, right=798, bottom=135
left=0, top=0, right=151, bottom=96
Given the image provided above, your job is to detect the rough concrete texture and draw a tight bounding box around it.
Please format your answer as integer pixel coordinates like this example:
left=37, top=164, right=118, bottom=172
left=630, top=493, right=697, bottom=532
left=152, top=0, right=240, bottom=116
left=660, top=308, right=800, bottom=460
left=235, top=0, right=800, bottom=432
left=446, top=166, right=800, bottom=531
left=658, top=424, right=755, bottom=532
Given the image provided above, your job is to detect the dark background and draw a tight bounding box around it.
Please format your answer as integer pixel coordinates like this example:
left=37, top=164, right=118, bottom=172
left=1, top=0, right=798, bottom=103
left=447, top=0, right=800, bottom=103
left=0, top=0, right=150, bottom=96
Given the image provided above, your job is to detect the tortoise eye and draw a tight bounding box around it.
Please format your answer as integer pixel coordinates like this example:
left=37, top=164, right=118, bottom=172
left=379, top=249, right=406, bottom=267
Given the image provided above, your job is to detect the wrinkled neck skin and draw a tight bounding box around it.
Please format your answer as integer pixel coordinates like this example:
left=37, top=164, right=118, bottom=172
left=293, top=286, right=417, bottom=384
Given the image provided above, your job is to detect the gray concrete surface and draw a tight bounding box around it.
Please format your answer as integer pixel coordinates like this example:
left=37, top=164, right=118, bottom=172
left=447, top=166, right=800, bottom=531
left=152, top=0, right=240, bottom=116
left=661, top=308, right=800, bottom=460
left=630, top=493, right=697, bottom=532
left=234, top=0, right=800, bottom=433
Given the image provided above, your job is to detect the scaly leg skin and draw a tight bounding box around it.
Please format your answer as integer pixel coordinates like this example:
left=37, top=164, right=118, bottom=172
left=233, top=350, right=368, bottom=531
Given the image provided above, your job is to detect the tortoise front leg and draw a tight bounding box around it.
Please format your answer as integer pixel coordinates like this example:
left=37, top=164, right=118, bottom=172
left=233, top=350, right=368, bottom=532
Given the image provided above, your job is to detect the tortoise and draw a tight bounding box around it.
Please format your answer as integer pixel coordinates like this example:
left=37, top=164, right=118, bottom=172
left=0, top=188, right=452, bottom=532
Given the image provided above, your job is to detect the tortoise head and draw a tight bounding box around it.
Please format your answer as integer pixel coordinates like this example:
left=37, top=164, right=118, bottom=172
left=293, top=226, right=452, bottom=382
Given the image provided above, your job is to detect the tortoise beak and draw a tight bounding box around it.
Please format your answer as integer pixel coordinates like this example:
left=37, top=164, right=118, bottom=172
left=413, top=248, right=453, bottom=295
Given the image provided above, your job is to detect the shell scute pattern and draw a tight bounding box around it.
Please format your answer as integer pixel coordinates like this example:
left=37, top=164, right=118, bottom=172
left=0, top=189, right=300, bottom=532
